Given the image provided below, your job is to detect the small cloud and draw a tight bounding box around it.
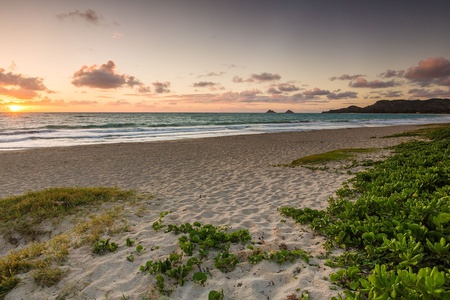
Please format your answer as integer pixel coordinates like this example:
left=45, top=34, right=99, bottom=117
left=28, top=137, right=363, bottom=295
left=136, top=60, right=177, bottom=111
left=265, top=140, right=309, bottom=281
left=408, top=88, right=450, bottom=98
left=404, top=57, right=450, bottom=87
left=0, top=68, right=49, bottom=99
left=193, top=81, right=217, bottom=87
left=112, top=31, right=124, bottom=39
left=152, top=81, right=171, bottom=93
left=232, top=72, right=281, bottom=83
left=267, top=82, right=300, bottom=94
left=9, top=61, right=16, bottom=71
left=68, top=100, right=98, bottom=105
left=72, top=60, right=146, bottom=90
left=349, top=77, right=401, bottom=89
left=251, top=72, right=281, bottom=82
left=240, top=89, right=262, bottom=97
left=329, top=74, right=365, bottom=81
left=56, top=9, right=102, bottom=25
left=379, top=69, right=405, bottom=78
left=302, top=87, right=330, bottom=96
left=232, top=76, right=253, bottom=83
left=198, top=72, right=225, bottom=78
left=267, top=87, right=283, bottom=95
left=108, top=100, right=131, bottom=106
left=380, top=90, right=404, bottom=98
left=327, top=91, right=358, bottom=100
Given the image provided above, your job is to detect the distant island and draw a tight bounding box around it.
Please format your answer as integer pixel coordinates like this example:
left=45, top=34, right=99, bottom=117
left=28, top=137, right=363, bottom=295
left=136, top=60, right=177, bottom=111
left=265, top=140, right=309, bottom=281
left=323, top=98, right=450, bottom=114
left=266, top=109, right=295, bottom=113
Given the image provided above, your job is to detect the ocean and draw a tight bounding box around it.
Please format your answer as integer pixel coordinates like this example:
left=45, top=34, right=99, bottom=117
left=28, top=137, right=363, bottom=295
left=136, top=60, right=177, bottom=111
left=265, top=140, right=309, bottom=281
left=1, top=112, right=449, bottom=151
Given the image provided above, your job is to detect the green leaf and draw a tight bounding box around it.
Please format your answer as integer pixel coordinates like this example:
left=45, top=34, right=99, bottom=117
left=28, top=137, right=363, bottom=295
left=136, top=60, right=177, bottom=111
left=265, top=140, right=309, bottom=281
left=208, top=290, right=224, bottom=300
left=192, top=272, right=207, bottom=284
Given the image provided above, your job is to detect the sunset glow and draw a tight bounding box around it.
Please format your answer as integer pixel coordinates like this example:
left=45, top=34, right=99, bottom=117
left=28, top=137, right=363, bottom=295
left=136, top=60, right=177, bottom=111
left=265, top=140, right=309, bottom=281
left=1, top=2, right=449, bottom=113
left=7, top=105, right=24, bottom=112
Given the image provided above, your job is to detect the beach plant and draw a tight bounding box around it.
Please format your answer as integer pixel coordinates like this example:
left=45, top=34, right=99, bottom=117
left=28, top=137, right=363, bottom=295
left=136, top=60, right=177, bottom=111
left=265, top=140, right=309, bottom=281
left=0, top=187, right=141, bottom=298
left=136, top=244, right=144, bottom=254
left=208, top=289, right=224, bottom=300
left=281, top=124, right=450, bottom=299
left=92, top=238, right=119, bottom=254
left=0, top=234, right=70, bottom=298
left=152, top=211, right=171, bottom=231
left=0, top=187, right=135, bottom=239
left=126, top=238, right=135, bottom=247
left=33, top=266, right=64, bottom=287
left=213, top=249, right=239, bottom=273
left=192, top=271, right=207, bottom=284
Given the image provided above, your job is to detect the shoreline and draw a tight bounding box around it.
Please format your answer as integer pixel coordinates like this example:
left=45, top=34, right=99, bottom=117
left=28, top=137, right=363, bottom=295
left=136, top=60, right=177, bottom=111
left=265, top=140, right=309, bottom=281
left=0, top=124, right=429, bottom=299
left=0, top=124, right=423, bottom=198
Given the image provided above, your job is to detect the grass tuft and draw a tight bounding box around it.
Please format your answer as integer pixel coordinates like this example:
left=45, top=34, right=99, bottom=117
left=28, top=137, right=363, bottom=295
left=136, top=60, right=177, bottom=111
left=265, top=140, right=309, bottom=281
left=284, top=148, right=376, bottom=167
left=0, top=187, right=139, bottom=298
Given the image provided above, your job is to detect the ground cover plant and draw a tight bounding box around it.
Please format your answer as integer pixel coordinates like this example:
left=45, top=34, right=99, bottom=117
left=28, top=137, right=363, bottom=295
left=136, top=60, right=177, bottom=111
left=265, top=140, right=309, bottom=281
left=280, top=125, right=450, bottom=299
left=141, top=216, right=311, bottom=297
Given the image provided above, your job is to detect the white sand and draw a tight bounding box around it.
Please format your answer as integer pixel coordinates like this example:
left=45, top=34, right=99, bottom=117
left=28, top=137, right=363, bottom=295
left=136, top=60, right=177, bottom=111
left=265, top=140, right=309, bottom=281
left=0, top=126, right=422, bottom=299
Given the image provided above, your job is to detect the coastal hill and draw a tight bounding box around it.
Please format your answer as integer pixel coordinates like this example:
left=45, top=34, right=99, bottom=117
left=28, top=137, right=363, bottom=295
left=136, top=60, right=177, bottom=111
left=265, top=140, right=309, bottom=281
left=322, top=98, right=450, bottom=114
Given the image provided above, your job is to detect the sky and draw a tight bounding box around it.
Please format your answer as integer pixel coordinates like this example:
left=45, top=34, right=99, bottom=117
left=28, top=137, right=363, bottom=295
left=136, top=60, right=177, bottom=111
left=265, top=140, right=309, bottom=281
left=1, top=0, right=450, bottom=113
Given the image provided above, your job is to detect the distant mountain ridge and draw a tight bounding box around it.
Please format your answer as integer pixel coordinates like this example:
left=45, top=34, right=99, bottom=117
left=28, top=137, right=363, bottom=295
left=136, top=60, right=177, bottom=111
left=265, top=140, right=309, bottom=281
left=322, top=98, right=450, bottom=114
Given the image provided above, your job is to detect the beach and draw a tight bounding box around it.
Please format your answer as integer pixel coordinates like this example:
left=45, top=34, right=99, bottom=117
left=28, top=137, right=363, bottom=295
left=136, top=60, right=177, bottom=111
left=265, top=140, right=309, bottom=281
left=0, top=125, right=423, bottom=299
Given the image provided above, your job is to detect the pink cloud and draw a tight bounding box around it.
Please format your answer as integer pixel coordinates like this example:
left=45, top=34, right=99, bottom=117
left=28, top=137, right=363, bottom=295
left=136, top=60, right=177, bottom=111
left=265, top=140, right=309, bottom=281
left=408, top=88, right=450, bottom=98
left=72, top=61, right=148, bottom=91
left=349, top=77, right=401, bottom=88
left=404, top=57, right=450, bottom=86
left=0, top=68, right=49, bottom=99
left=302, top=87, right=330, bottom=96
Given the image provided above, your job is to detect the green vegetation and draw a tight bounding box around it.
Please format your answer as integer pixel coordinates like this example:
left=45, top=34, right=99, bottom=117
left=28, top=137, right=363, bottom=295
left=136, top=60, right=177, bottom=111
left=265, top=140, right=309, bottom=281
left=0, top=187, right=134, bottom=243
left=282, top=148, right=376, bottom=167
left=141, top=216, right=310, bottom=297
left=0, top=187, right=139, bottom=299
left=92, top=238, right=119, bottom=254
left=280, top=125, right=450, bottom=299
left=208, top=289, right=224, bottom=300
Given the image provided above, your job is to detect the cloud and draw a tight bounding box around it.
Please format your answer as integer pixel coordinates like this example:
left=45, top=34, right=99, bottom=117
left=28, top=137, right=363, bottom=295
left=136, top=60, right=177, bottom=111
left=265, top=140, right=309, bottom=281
left=198, top=72, right=225, bottom=78
left=267, top=87, right=283, bottom=95
left=152, top=81, right=171, bottom=93
left=0, top=68, right=48, bottom=99
left=404, top=57, right=450, bottom=87
left=68, top=100, right=99, bottom=105
left=240, top=89, right=262, bottom=97
left=408, top=88, right=450, bottom=98
left=251, top=72, right=281, bottom=82
left=72, top=60, right=147, bottom=90
left=329, top=74, right=365, bottom=81
left=327, top=91, right=358, bottom=100
left=193, top=81, right=217, bottom=87
left=138, top=85, right=152, bottom=93
left=379, top=90, right=404, bottom=98
left=302, top=87, right=330, bottom=96
left=267, top=82, right=301, bottom=94
left=108, top=100, right=131, bottom=106
left=379, top=69, right=405, bottom=78
left=56, top=9, right=101, bottom=25
left=349, top=77, right=401, bottom=88
left=232, top=76, right=253, bottom=83
left=233, top=72, right=281, bottom=83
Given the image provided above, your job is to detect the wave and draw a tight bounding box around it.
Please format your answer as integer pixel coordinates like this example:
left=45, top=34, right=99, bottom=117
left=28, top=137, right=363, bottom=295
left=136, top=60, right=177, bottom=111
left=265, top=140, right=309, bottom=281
left=1, top=112, right=449, bottom=150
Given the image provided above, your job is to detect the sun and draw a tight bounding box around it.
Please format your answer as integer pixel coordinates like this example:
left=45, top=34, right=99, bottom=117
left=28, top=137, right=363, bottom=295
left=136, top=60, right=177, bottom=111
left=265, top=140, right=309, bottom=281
left=7, top=105, right=24, bottom=112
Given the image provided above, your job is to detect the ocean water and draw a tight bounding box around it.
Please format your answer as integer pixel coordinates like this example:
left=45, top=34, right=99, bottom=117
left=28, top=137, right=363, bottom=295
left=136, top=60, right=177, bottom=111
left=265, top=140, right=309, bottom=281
left=0, top=112, right=449, bottom=151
